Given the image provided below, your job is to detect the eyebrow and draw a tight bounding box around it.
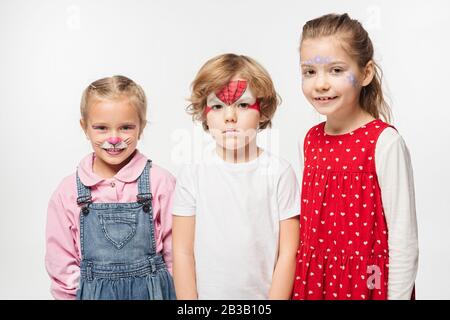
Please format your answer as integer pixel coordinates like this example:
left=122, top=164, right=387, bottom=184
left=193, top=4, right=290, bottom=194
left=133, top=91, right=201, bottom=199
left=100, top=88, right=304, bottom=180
left=91, top=123, right=137, bottom=127
left=301, top=60, right=348, bottom=66
left=206, top=97, right=224, bottom=105
left=207, top=95, right=254, bottom=106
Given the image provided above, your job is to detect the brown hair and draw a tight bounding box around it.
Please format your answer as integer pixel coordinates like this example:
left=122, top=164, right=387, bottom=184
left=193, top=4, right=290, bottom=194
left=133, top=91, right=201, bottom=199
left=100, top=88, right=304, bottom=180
left=301, top=13, right=392, bottom=123
left=80, top=75, right=147, bottom=137
left=187, top=53, right=281, bottom=131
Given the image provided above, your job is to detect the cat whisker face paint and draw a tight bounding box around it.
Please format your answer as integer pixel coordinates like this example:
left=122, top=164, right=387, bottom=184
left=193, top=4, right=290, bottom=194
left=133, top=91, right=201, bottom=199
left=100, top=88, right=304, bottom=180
left=95, top=137, right=132, bottom=156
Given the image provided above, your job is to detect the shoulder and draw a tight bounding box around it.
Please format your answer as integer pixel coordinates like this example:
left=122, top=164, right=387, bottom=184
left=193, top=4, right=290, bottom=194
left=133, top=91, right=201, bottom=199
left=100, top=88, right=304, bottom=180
left=305, top=122, right=324, bottom=139
left=301, top=122, right=325, bottom=150
left=55, top=173, right=77, bottom=197
left=297, top=125, right=314, bottom=152
left=150, top=163, right=176, bottom=192
left=377, top=126, right=408, bottom=152
left=263, top=151, right=294, bottom=177
left=48, top=172, right=78, bottom=210
left=375, top=127, right=412, bottom=166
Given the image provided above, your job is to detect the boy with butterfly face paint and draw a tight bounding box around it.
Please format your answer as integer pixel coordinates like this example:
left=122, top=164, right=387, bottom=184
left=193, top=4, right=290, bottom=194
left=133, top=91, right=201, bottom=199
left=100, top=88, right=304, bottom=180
left=172, top=54, right=300, bottom=299
left=205, top=78, right=262, bottom=161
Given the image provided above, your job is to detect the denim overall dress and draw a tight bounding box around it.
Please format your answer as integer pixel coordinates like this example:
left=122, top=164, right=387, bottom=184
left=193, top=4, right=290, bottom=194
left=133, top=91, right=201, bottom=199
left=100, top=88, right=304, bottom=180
left=75, top=160, right=176, bottom=300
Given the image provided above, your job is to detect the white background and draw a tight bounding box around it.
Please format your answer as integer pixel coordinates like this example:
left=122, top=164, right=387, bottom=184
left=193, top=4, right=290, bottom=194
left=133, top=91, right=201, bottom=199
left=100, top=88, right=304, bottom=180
left=0, top=0, right=449, bottom=299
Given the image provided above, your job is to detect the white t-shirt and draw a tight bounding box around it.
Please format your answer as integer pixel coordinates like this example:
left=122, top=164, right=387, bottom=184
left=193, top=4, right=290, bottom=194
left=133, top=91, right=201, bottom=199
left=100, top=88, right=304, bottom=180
left=173, top=150, right=300, bottom=300
left=298, top=127, right=419, bottom=300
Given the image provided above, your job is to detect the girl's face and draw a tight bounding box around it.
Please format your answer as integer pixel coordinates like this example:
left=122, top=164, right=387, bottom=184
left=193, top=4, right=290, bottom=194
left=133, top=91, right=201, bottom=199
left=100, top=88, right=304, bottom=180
left=300, top=36, right=371, bottom=119
left=205, top=75, right=261, bottom=153
left=81, top=97, right=141, bottom=168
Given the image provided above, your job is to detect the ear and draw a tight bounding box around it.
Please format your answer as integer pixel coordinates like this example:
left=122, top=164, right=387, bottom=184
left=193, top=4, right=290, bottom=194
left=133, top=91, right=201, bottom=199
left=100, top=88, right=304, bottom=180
left=361, top=60, right=375, bottom=87
left=138, top=120, right=147, bottom=139
left=80, top=119, right=86, bottom=132
left=259, top=113, right=269, bottom=125
left=80, top=119, right=89, bottom=139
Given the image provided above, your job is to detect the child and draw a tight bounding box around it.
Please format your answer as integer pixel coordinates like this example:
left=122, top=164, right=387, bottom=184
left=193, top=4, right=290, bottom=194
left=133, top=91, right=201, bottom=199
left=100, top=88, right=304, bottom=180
left=172, top=54, right=300, bottom=299
left=292, top=13, right=419, bottom=300
left=45, top=75, right=176, bottom=300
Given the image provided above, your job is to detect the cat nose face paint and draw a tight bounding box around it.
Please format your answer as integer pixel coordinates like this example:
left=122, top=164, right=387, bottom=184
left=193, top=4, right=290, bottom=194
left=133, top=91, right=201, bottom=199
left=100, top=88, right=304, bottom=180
left=107, top=137, right=122, bottom=145
left=100, top=138, right=129, bottom=151
left=204, top=80, right=260, bottom=115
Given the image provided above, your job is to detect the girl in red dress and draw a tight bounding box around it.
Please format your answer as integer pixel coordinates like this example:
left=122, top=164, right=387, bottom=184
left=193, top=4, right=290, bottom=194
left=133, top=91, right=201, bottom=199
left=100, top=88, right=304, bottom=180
left=292, top=13, right=418, bottom=300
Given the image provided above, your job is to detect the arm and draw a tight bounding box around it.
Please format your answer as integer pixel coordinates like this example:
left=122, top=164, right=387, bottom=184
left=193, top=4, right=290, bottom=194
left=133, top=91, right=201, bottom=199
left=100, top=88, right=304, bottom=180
left=376, top=128, right=419, bottom=299
left=158, top=174, right=176, bottom=274
left=45, top=189, right=80, bottom=300
left=268, top=217, right=300, bottom=299
left=298, top=135, right=304, bottom=186
left=172, top=215, right=197, bottom=299
left=269, top=163, right=301, bottom=299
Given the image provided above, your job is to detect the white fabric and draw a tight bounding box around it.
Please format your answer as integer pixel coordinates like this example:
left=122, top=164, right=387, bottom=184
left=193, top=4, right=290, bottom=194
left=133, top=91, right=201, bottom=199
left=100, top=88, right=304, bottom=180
left=375, top=127, right=419, bottom=299
left=297, top=126, right=419, bottom=300
left=173, top=150, right=300, bottom=299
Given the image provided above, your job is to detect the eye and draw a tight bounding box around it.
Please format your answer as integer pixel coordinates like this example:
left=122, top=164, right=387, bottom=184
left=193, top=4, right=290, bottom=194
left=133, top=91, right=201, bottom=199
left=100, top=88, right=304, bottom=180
left=238, top=103, right=249, bottom=109
left=211, top=104, right=223, bottom=110
left=93, top=126, right=107, bottom=131
left=121, top=125, right=135, bottom=131
left=302, top=69, right=316, bottom=77
left=331, top=67, right=344, bottom=74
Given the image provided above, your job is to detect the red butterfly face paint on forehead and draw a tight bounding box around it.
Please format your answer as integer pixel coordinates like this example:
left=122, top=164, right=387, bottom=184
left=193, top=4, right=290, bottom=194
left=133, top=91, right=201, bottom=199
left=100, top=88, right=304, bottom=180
left=204, top=80, right=260, bottom=115
left=216, top=80, right=247, bottom=105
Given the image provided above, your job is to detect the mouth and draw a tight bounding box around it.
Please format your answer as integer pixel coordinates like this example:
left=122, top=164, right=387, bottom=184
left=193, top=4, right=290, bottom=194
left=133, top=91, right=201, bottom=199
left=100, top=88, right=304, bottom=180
left=103, top=148, right=126, bottom=156
left=314, top=96, right=338, bottom=103
left=222, top=129, right=239, bottom=135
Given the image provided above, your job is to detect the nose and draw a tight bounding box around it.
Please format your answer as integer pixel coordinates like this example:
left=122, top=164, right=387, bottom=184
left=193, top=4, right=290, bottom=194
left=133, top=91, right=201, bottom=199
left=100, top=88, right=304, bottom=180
left=224, top=105, right=237, bottom=123
left=315, top=72, right=330, bottom=92
left=107, top=137, right=122, bottom=145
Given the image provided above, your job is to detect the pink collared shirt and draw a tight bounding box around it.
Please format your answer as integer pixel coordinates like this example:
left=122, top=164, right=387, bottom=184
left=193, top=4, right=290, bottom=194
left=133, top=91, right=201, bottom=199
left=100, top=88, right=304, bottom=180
left=45, top=150, right=175, bottom=300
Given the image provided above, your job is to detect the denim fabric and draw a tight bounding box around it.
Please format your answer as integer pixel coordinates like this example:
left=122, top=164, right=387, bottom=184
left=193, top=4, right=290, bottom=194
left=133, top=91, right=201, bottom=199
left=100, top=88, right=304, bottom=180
left=75, top=160, right=175, bottom=300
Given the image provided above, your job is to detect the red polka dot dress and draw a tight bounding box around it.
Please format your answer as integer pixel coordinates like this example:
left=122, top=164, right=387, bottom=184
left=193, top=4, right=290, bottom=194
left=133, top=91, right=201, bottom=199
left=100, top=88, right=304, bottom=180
left=292, top=119, right=394, bottom=300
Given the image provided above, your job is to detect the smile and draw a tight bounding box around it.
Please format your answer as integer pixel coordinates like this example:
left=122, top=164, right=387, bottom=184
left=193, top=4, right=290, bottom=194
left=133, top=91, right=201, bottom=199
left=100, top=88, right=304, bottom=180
left=103, top=148, right=126, bottom=156
left=314, top=96, right=338, bottom=101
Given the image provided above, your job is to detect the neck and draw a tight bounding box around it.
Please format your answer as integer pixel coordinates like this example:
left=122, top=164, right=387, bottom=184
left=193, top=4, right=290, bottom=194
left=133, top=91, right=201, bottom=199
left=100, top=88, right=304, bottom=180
left=325, top=106, right=375, bottom=135
left=216, top=140, right=261, bottom=164
left=93, top=150, right=136, bottom=179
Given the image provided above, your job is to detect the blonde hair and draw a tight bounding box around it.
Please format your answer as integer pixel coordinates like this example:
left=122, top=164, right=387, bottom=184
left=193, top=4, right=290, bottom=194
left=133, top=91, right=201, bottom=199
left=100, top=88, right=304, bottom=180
left=80, top=75, right=147, bottom=137
left=187, top=53, right=281, bottom=131
left=301, top=13, right=392, bottom=123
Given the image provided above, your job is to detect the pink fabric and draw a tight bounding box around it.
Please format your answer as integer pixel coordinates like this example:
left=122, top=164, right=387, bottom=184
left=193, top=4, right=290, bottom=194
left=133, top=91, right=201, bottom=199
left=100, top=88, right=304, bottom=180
left=45, top=150, right=175, bottom=300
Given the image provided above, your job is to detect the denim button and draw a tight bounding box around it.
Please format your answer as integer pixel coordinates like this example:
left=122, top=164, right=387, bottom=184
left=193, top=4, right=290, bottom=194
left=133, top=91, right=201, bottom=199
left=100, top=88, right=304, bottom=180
left=143, top=205, right=150, bottom=213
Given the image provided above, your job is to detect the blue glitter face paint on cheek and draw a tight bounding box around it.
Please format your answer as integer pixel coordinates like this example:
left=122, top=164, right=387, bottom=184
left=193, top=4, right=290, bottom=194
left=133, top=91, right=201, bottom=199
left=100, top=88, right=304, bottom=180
left=346, top=73, right=358, bottom=87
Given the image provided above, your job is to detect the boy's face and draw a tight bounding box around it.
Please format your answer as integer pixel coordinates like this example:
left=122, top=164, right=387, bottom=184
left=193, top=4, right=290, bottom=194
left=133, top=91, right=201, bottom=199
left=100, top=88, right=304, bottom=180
left=81, top=97, right=141, bottom=168
left=205, top=77, right=261, bottom=152
left=300, top=36, right=372, bottom=119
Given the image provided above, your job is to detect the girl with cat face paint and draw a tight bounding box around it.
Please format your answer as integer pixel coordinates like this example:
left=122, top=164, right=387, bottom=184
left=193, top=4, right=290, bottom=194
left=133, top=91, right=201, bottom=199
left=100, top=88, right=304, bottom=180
left=45, top=75, right=176, bottom=300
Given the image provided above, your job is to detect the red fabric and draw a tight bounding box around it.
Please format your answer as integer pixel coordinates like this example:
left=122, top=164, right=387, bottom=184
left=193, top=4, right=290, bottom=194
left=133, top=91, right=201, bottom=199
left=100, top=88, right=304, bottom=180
left=292, top=119, right=394, bottom=300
